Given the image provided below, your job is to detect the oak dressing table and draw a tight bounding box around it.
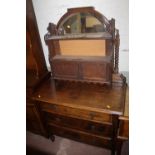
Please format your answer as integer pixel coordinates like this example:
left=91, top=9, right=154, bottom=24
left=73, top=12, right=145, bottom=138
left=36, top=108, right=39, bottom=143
left=33, top=7, right=128, bottom=155
left=26, top=4, right=129, bottom=155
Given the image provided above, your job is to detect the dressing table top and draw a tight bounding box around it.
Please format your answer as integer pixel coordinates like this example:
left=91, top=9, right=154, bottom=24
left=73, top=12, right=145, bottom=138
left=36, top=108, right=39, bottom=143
left=32, top=78, right=126, bottom=116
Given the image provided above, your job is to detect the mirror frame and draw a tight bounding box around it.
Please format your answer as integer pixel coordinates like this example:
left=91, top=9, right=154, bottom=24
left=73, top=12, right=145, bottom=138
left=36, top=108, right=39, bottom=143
left=57, top=7, right=111, bottom=34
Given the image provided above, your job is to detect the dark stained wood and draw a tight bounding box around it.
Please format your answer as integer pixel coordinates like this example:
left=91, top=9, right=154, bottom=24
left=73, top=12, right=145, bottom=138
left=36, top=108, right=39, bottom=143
left=27, top=5, right=128, bottom=155
left=27, top=120, right=43, bottom=135
left=27, top=103, right=39, bottom=121
left=118, top=86, right=129, bottom=140
left=32, top=78, right=126, bottom=115
left=45, top=32, right=112, bottom=40
left=111, top=115, right=119, bottom=155
left=40, top=102, right=113, bottom=123
left=57, top=7, right=111, bottom=32
left=48, top=122, right=112, bottom=149
left=50, top=57, right=112, bottom=84
left=26, top=0, right=49, bottom=136
left=108, top=18, right=115, bottom=71
left=26, top=100, right=47, bottom=136
left=116, top=86, right=129, bottom=155
left=116, top=118, right=129, bottom=155
left=81, top=61, right=112, bottom=83
left=26, top=0, right=48, bottom=81
left=117, top=119, right=129, bottom=140
left=116, top=140, right=123, bottom=155
left=52, top=59, right=79, bottom=79
left=44, top=7, right=119, bottom=85
left=32, top=76, right=127, bottom=155
left=44, top=112, right=113, bottom=137
left=114, top=29, right=120, bottom=73
left=112, top=73, right=126, bottom=87
left=124, top=85, right=129, bottom=117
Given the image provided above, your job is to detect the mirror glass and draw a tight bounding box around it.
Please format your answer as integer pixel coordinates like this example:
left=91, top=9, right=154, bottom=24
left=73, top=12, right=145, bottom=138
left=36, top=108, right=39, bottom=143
left=58, top=13, right=106, bottom=34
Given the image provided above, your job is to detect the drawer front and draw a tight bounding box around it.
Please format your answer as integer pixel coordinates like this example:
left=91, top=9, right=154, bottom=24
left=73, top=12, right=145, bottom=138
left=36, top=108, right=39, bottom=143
left=81, top=62, right=112, bottom=83
left=44, top=112, right=113, bottom=137
left=48, top=123, right=112, bottom=149
left=41, top=102, right=112, bottom=124
left=118, top=118, right=129, bottom=139
left=52, top=60, right=78, bottom=79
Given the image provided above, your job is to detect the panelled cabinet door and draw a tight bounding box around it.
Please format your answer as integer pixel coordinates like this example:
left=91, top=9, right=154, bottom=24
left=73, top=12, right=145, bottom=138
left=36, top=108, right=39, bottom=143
left=52, top=59, right=112, bottom=83
left=81, top=61, right=112, bottom=83
left=52, top=60, right=79, bottom=79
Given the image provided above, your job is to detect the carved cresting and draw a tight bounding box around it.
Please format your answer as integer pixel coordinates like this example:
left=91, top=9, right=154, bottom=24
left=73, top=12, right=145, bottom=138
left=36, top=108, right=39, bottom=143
left=114, top=29, right=120, bottom=73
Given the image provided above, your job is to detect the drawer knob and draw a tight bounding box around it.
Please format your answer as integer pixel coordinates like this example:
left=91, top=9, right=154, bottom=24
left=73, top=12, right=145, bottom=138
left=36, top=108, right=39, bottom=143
left=98, top=126, right=105, bottom=132
left=87, top=124, right=96, bottom=131
left=91, top=125, right=96, bottom=130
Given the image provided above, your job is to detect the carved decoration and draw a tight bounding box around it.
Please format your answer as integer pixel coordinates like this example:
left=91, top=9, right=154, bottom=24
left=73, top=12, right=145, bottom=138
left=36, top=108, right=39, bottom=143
left=47, top=23, right=58, bottom=35
left=109, top=18, right=115, bottom=71
left=114, top=29, right=120, bottom=73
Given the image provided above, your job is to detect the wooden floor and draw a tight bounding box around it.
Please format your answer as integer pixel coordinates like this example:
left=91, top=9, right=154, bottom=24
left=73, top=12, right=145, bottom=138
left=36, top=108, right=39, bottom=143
left=26, top=131, right=129, bottom=155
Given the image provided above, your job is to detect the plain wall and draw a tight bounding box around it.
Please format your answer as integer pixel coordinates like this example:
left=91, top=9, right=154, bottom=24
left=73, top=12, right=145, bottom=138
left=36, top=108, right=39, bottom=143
left=32, top=0, right=129, bottom=72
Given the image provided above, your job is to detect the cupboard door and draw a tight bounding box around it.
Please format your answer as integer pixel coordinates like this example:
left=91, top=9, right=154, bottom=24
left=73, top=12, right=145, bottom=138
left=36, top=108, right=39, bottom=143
left=52, top=60, right=79, bottom=79
left=81, top=62, right=112, bottom=83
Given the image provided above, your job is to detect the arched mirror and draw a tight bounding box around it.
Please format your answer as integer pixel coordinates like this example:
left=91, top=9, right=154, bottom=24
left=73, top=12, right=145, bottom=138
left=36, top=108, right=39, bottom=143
left=58, top=12, right=106, bottom=34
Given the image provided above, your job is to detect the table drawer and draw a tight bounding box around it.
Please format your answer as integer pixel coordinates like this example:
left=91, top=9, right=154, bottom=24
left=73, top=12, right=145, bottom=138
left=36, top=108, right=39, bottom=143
left=40, top=102, right=112, bottom=124
left=48, top=123, right=112, bottom=149
left=44, top=112, right=113, bottom=137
